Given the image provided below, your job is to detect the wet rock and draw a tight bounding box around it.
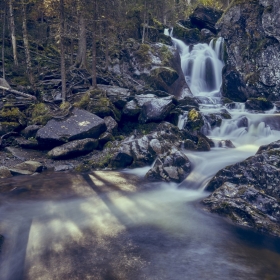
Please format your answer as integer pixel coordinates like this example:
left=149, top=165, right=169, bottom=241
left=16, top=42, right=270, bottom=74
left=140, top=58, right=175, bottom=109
left=245, top=98, right=274, bottom=111
left=104, top=116, right=118, bottom=135
left=122, top=100, right=141, bottom=118
left=237, top=116, right=249, bottom=128
left=186, top=109, right=204, bottom=131
left=21, top=125, right=42, bottom=139
left=177, top=96, right=200, bottom=110
left=0, top=166, right=13, bottom=178
left=138, top=96, right=175, bottom=124
left=98, top=85, right=132, bottom=110
left=98, top=132, right=114, bottom=148
left=150, top=67, right=179, bottom=89
left=14, top=137, right=39, bottom=149
left=111, top=144, right=134, bottom=169
left=172, top=23, right=202, bottom=45
left=203, top=139, right=280, bottom=237
left=146, top=148, right=191, bottom=183
left=9, top=169, right=33, bottom=175
left=36, top=108, right=106, bottom=148
left=218, top=140, right=235, bottom=148
left=13, top=161, right=45, bottom=173
left=197, top=137, right=211, bottom=151
left=48, top=138, right=99, bottom=159
left=54, top=164, right=74, bottom=172
left=189, top=5, right=223, bottom=34
left=184, top=139, right=196, bottom=150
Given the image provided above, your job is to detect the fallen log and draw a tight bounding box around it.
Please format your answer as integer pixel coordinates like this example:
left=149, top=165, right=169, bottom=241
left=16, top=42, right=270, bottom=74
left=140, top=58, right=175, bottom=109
left=0, top=85, right=37, bottom=100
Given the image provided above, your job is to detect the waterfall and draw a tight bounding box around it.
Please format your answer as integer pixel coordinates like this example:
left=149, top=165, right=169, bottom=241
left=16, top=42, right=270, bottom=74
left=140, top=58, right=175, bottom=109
left=166, top=28, right=224, bottom=104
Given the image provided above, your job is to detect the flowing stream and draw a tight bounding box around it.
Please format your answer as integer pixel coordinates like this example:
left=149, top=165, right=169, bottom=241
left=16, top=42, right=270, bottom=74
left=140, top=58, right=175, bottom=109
left=1, top=35, right=280, bottom=279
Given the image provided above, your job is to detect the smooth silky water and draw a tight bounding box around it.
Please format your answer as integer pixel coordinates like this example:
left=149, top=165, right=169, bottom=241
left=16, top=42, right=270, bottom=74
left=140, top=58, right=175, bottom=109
left=1, top=34, right=280, bottom=280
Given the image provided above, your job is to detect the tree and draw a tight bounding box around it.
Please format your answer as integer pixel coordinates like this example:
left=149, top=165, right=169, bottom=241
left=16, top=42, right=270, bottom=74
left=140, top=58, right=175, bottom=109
left=21, top=0, right=35, bottom=87
left=1, top=1, right=7, bottom=79
left=8, top=0, right=18, bottom=66
left=59, top=0, right=67, bottom=101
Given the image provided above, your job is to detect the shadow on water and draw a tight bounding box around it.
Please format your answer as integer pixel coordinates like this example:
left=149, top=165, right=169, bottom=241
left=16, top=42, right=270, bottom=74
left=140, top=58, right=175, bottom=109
left=0, top=172, right=280, bottom=280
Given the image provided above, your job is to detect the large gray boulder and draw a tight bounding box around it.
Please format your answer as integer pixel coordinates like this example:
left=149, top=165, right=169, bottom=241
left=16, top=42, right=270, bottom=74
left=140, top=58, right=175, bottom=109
left=203, top=140, right=280, bottom=237
left=36, top=108, right=106, bottom=148
left=48, top=138, right=98, bottom=159
left=138, top=96, right=175, bottom=123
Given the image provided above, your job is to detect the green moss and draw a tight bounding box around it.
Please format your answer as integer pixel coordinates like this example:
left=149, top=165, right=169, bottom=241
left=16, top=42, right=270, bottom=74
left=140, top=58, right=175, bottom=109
left=187, top=109, right=204, bottom=131
left=135, top=44, right=151, bottom=64
left=159, top=45, right=173, bottom=66
left=0, top=107, right=26, bottom=123
left=27, top=103, right=52, bottom=125
left=245, top=72, right=260, bottom=85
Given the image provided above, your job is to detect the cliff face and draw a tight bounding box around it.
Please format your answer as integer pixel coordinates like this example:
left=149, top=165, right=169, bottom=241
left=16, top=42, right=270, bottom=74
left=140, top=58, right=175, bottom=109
left=219, top=0, right=280, bottom=101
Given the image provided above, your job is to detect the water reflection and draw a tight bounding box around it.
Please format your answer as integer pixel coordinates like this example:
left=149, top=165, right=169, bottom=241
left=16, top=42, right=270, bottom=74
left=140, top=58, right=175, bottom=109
left=0, top=172, right=280, bottom=279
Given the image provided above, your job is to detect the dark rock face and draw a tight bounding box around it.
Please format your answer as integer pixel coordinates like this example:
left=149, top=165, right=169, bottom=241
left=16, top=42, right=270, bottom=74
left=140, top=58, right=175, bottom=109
left=36, top=108, right=106, bottom=148
left=220, top=0, right=280, bottom=101
left=203, top=140, right=280, bottom=237
left=190, top=5, right=223, bottom=34
left=104, top=116, right=118, bottom=135
left=48, top=138, right=99, bottom=159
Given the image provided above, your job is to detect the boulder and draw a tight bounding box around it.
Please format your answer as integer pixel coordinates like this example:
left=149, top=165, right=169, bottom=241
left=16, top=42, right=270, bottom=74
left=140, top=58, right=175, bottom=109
left=36, top=108, right=106, bottom=148
left=110, top=144, right=134, bottom=169
left=189, top=5, right=223, bottom=34
left=122, top=100, right=141, bottom=118
left=203, top=139, right=280, bottom=237
left=13, top=161, right=45, bottom=173
left=14, top=137, right=39, bottom=149
left=138, top=96, right=175, bottom=123
left=104, top=116, right=118, bottom=135
left=21, top=125, right=42, bottom=139
left=146, top=148, right=191, bottom=183
left=47, top=138, right=99, bottom=159
left=186, top=109, right=204, bottom=131
left=218, top=140, right=235, bottom=148
left=172, top=23, right=202, bottom=45
left=98, top=85, right=132, bottom=110
left=245, top=98, right=274, bottom=111
left=0, top=166, right=12, bottom=179
left=98, top=132, right=114, bottom=147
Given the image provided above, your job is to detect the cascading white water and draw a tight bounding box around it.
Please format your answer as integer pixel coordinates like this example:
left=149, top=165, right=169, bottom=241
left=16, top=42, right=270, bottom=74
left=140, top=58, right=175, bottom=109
left=167, top=28, right=224, bottom=104
left=164, top=28, right=280, bottom=189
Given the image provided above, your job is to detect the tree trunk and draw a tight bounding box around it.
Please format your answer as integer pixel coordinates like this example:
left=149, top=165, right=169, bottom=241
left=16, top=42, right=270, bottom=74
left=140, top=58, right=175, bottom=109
left=59, top=0, right=67, bottom=102
left=22, top=1, right=35, bottom=88
left=104, top=19, right=109, bottom=71
left=92, top=0, right=97, bottom=88
left=92, top=21, right=97, bottom=88
left=142, top=0, right=147, bottom=44
left=2, top=2, right=6, bottom=79
left=8, top=0, right=18, bottom=66
left=74, top=14, right=87, bottom=69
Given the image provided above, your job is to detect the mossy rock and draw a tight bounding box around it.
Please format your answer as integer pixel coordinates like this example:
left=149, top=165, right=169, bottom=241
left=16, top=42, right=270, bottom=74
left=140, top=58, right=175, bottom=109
left=150, top=67, right=179, bottom=91
left=0, top=122, right=21, bottom=135
left=196, top=137, right=211, bottom=151
left=0, top=107, right=26, bottom=124
left=135, top=44, right=151, bottom=64
left=173, top=24, right=202, bottom=44
left=186, top=109, right=204, bottom=131
left=74, top=91, right=121, bottom=121
left=245, top=98, right=274, bottom=111
left=25, top=103, right=52, bottom=126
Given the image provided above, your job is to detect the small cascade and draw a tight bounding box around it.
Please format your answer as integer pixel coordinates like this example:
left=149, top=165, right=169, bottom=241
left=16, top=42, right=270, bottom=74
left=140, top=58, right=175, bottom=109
left=167, top=28, right=224, bottom=104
